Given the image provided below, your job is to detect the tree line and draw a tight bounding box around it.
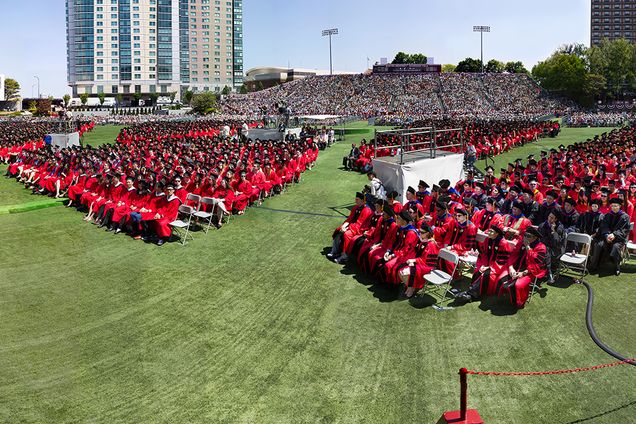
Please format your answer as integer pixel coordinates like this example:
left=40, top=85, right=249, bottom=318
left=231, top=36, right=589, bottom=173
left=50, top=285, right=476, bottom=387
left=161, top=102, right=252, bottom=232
left=531, top=39, right=636, bottom=106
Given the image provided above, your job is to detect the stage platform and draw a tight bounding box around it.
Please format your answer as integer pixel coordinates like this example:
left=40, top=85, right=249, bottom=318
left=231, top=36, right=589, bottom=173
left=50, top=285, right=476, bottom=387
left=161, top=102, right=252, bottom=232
left=373, top=150, right=465, bottom=202
left=373, top=148, right=457, bottom=165
left=45, top=132, right=81, bottom=150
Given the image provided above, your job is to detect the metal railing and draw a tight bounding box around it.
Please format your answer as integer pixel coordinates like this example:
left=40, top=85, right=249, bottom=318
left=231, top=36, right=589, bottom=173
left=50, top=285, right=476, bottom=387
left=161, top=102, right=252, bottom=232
left=373, top=126, right=464, bottom=165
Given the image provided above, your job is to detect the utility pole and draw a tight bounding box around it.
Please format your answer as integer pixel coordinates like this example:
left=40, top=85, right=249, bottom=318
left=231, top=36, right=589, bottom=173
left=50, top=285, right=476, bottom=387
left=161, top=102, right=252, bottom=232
left=472, top=26, right=490, bottom=73
left=322, top=28, right=339, bottom=75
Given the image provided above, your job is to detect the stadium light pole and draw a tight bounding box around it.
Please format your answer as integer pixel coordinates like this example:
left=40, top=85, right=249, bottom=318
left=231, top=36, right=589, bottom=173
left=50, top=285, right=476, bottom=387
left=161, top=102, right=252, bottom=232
left=34, top=76, right=41, bottom=98
left=322, top=28, right=339, bottom=75
left=472, top=26, right=490, bottom=73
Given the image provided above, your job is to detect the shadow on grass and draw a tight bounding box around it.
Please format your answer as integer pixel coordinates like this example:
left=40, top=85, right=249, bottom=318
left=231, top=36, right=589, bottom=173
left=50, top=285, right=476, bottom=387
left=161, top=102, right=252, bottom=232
left=327, top=203, right=355, bottom=218
left=566, top=399, right=636, bottom=424
left=478, top=296, right=519, bottom=316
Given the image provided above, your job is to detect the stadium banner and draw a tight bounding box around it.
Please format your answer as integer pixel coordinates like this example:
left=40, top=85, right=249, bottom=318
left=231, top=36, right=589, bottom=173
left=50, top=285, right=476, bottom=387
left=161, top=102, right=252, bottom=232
left=373, top=63, right=442, bottom=74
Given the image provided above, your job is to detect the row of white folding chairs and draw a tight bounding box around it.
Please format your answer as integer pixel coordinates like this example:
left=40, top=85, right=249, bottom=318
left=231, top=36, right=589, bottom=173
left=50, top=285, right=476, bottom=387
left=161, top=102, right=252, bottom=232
left=168, top=194, right=231, bottom=245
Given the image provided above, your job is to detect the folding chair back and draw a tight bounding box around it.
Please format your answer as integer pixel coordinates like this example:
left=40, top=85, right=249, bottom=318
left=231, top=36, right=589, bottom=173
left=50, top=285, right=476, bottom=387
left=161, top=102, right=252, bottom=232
left=168, top=205, right=196, bottom=245
left=200, top=197, right=216, bottom=207
left=186, top=194, right=201, bottom=210
left=558, top=232, right=591, bottom=279
left=438, top=248, right=460, bottom=280
left=565, top=232, right=592, bottom=246
left=196, top=197, right=217, bottom=233
left=179, top=204, right=195, bottom=215
left=421, top=248, right=460, bottom=309
left=625, top=222, right=636, bottom=263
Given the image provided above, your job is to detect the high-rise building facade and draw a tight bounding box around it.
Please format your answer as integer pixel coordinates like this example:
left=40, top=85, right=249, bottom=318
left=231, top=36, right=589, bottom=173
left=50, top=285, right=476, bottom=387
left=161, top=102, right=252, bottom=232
left=66, top=0, right=243, bottom=100
left=591, top=0, right=636, bottom=46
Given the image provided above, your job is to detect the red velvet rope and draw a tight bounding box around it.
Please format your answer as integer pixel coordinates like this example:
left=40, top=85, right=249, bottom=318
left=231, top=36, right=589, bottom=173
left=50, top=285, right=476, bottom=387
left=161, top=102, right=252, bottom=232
left=465, top=358, right=636, bottom=376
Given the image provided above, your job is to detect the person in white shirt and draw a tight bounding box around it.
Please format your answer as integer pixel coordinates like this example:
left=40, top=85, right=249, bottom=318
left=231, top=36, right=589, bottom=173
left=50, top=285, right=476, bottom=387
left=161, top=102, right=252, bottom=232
left=366, top=171, right=386, bottom=200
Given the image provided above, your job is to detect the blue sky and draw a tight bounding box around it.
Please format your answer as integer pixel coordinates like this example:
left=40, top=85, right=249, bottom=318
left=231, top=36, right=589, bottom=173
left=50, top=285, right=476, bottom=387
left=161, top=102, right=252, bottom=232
left=0, top=0, right=591, bottom=97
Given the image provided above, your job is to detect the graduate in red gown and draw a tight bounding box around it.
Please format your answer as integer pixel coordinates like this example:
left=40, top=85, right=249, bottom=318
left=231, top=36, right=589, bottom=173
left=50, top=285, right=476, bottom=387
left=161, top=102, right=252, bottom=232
left=379, top=210, right=420, bottom=285
left=150, top=184, right=182, bottom=246
left=104, top=176, right=138, bottom=232
left=133, top=185, right=167, bottom=239
left=329, top=192, right=374, bottom=264
left=495, top=226, right=548, bottom=308
left=396, top=224, right=440, bottom=298
left=360, top=204, right=399, bottom=274
left=349, top=199, right=384, bottom=259
left=456, top=224, right=513, bottom=301
left=440, top=208, right=478, bottom=256
left=472, top=197, right=504, bottom=232
left=501, top=200, right=532, bottom=246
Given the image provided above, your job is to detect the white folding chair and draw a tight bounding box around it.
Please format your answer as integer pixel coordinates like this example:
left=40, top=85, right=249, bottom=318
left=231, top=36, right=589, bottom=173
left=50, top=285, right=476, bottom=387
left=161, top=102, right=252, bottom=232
left=526, top=277, right=541, bottom=304
left=186, top=193, right=201, bottom=211
left=169, top=204, right=195, bottom=245
left=623, top=222, right=635, bottom=264
left=422, top=248, right=460, bottom=308
left=558, top=232, right=592, bottom=279
left=195, top=197, right=215, bottom=233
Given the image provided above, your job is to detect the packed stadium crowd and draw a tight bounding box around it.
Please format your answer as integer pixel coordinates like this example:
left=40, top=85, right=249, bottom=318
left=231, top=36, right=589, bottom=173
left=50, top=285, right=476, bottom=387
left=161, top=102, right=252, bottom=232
left=330, top=125, right=636, bottom=306
left=221, top=73, right=561, bottom=119
left=3, top=119, right=318, bottom=245
left=563, top=112, right=631, bottom=128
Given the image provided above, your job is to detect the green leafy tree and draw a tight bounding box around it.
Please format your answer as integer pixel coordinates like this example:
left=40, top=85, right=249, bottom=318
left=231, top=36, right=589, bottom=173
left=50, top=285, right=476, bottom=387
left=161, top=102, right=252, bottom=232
left=149, top=92, right=159, bottom=105
left=169, top=91, right=177, bottom=104
left=63, top=94, right=71, bottom=107
left=455, top=58, right=482, bottom=73
left=4, top=78, right=20, bottom=100
left=36, top=99, right=52, bottom=116
left=485, top=59, right=505, bottom=73
left=133, top=92, right=142, bottom=106
left=441, top=64, right=456, bottom=73
left=98, top=92, right=106, bottom=106
left=392, top=52, right=427, bottom=64
left=116, top=93, right=123, bottom=106
left=79, top=93, right=89, bottom=106
left=28, top=100, right=37, bottom=113
left=409, top=53, right=427, bottom=64
left=583, top=73, right=607, bottom=103
left=191, top=91, right=218, bottom=115
left=221, top=85, right=232, bottom=95
left=532, top=53, right=588, bottom=103
left=239, top=84, right=248, bottom=94
left=504, top=61, right=528, bottom=74
left=183, top=89, right=194, bottom=105
left=392, top=52, right=409, bottom=64
left=587, top=38, right=636, bottom=97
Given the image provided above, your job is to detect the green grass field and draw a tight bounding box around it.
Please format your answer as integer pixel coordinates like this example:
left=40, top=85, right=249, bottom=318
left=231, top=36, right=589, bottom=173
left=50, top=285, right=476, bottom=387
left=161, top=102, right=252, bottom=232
left=0, top=125, right=634, bottom=423
left=83, top=124, right=125, bottom=147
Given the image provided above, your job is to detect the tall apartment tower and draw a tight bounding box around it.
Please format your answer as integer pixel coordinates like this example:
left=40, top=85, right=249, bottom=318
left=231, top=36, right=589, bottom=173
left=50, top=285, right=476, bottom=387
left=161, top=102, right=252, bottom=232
left=66, top=0, right=243, bottom=100
left=591, top=0, right=636, bottom=46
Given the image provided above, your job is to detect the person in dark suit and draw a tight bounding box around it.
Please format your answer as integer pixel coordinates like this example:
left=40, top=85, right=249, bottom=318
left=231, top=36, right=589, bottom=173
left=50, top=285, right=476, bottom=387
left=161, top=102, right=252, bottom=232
left=589, top=197, right=631, bottom=276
